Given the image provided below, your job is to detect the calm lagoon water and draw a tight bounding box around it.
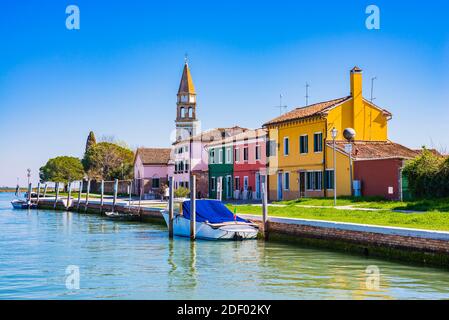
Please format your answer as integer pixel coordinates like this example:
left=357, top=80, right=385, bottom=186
left=1, top=192, right=449, bottom=300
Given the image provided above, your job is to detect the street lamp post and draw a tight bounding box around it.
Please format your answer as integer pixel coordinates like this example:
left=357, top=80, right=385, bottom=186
left=331, top=128, right=338, bottom=206
left=27, top=168, right=31, bottom=186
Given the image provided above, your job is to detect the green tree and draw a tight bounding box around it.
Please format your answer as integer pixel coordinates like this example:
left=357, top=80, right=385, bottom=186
left=39, top=156, right=85, bottom=184
left=82, top=142, right=134, bottom=180
left=85, top=131, right=97, bottom=153
left=403, top=148, right=445, bottom=198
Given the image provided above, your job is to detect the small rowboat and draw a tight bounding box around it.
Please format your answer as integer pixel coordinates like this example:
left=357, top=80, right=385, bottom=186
left=11, top=199, right=37, bottom=209
left=161, top=199, right=258, bottom=240
left=104, top=211, right=141, bottom=221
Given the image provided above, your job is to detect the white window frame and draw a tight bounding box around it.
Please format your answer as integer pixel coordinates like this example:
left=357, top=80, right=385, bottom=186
left=306, top=170, right=323, bottom=191
left=234, top=148, right=240, bottom=163
left=283, top=137, right=289, bottom=156
left=235, top=176, right=240, bottom=191
left=218, top=149, right=223, bottom=164
left=243, top=176, right=249, bottom=191
left=226, top=147, right=232, bottom=164
left=211, top=177, right=216, bottom=191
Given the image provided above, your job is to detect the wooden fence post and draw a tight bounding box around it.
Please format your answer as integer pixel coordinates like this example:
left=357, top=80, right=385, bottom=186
left=217, top=177, right=222, bottom=201
left=100, top=180, right=104, bottom=213
left=84, top=179, right=91, bottom=212
left=138, top=180, right=143, bottom=215
left=36, top=182, right=41, bottom=206
left=262, top=179, right=269, bottom=240
left=27, top=183, right=32, bottom=209
left=67, top=181, right=72, bottom=210
left=168, top=176, right=174, bottom=238
left=77, top=180, right=83, bottom=210
left=54, top=182, right=59, bottom=209
left=190, top=175, right=196, bottom=240
left=112, top=179, right=118, bottom=212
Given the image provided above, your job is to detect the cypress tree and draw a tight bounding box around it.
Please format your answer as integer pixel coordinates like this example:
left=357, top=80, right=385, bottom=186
left=85, top=131, right=97, bottom=153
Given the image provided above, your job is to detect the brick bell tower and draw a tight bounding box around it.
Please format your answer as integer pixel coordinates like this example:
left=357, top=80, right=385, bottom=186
left=176, top=59, right=199, bottom=141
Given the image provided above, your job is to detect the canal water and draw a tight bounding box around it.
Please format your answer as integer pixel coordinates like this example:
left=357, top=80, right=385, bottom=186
left=1, top=192, right=449, bottom=300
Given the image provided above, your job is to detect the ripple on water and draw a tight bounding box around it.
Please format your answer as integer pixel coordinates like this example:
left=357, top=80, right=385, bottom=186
left=1, top=193, right=449, bottom=299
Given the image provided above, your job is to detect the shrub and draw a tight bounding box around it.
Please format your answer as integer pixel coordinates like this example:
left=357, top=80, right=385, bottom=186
left=174, top=187, right=190, bottom=198
left=403, top=148, right=447, bottom=198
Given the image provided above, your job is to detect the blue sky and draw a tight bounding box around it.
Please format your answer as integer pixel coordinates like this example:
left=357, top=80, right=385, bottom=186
left=0, top=0, right=448, bottom=186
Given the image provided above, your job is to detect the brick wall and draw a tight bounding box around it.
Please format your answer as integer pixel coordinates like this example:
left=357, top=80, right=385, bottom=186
left=267, top=220, right=449, bottom=254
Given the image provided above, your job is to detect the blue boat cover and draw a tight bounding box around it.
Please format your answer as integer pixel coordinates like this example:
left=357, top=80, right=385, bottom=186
left=182, top=200, right=249, bottom=224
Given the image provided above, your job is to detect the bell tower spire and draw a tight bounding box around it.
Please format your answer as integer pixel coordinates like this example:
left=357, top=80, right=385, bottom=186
left=176, top=59, right=199, bottom=141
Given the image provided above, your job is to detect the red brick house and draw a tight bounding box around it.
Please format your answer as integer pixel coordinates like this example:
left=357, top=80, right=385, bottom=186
left=330, top=141, right=418, bottom=200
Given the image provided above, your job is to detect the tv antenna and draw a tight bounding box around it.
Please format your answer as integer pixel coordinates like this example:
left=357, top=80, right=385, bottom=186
left=370, top=77, right=377, bottom=102
left=274, top=94, right=288, bottom=116
left=305, top=82, right=311, bottom=106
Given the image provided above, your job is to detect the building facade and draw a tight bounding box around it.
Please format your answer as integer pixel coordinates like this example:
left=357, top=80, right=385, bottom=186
left=208, top=128, right=267, bottom=200
left=133, top=148, right=174, bottom=198
left=263, top=67, right=393, bottom=201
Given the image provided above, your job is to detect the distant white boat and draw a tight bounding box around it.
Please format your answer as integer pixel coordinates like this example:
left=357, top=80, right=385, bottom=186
left=161, top=199, right=258, bottom=240
left=11, top=199, right=36, bottom=210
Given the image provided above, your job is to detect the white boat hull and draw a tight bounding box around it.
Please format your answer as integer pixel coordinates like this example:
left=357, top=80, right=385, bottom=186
left=161, top=211, right=258, bottom=240
left=11, top=200, right=36, bottom=209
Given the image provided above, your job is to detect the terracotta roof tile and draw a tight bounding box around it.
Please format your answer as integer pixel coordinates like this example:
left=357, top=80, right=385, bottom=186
left=328, top=141, right=419, bottom=160
left=263, top=96, right=352, bottom=127
left=174, top=126, right=249, bottom=144
left=207, top=128, right=267, bottom=146
left=136, top=148, right=172, bottom=165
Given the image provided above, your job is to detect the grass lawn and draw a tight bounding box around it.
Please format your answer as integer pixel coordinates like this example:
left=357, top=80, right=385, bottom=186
left=274, top=196, right=449, bottom=212
left=226, top=204, right=449, bottom=232
left=45, top=192, right=103, bottom=198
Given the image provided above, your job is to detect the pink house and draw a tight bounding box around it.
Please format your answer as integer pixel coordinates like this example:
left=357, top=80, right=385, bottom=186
left=133, top=148, right=174, bottom=198
left=172, top=127, right=248, bottom=198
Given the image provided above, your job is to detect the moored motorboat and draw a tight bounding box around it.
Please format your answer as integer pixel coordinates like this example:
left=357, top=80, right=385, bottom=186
left=11, top=199, right=36, bottom=209
left=161, top=199, right=258, bottom=240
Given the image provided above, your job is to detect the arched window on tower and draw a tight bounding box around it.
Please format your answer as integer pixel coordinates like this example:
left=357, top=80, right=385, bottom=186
left=180, top=107, right=185, bottom=118
left=188, top=107, right=193, bottom=118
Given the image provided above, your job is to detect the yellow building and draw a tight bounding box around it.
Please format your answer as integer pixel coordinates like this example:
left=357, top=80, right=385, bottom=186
left=263, top=67, right=392, bottom=200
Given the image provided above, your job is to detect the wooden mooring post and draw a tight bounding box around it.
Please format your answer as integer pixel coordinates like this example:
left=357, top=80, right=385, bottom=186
left=84, top=179, right=91, bottom=212
left=138, top=182, right=143, bottom=215
left=54, top=182, right=59, bottom=209
left=43, top=183, right=48, bottom=199
left=27, top=183, right=32, bottom=209
left=217, top=177, right=222, bottom=201
left=100, top=180, right=104, bottom=213
left=262, top=180, right=269, bottom=239
left=67, top=182, right=72, bottom=210
left=190, top=175, right=196, bottom=240
left=77, top=180, right=83, bottom=210
left=168, top=176, right=174, bottom=238
left=36, top=182, right=41, bottom=205
left=112, top=179, right=118, bottom=213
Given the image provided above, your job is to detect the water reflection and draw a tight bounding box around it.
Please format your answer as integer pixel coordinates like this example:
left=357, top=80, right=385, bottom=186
left=2, top=192, right=449, bottom=300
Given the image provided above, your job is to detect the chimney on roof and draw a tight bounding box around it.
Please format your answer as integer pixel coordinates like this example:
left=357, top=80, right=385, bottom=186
left=350, top=66, right=363, bottom=99
left=350, top=66, right=363, bottom=139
